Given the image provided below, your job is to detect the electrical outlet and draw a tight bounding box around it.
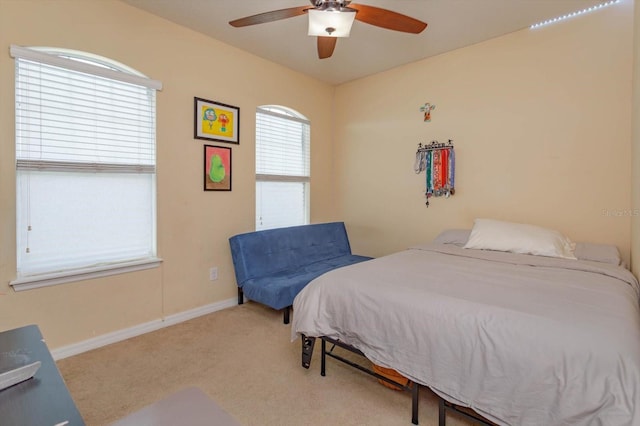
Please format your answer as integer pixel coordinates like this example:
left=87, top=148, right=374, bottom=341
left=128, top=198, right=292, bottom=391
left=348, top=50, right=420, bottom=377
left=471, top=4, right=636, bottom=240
left=209, top=267, right=218, bottom=281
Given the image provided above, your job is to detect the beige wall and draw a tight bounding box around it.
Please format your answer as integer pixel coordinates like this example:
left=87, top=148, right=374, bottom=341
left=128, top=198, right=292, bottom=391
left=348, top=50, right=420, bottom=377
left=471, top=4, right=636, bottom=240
left=0, top=0, right=636, bottom=351
left=334, top=1, right=635, bottom=263
left=0, top=0, right=336, bottom=348
left=632, top=0, right=640, bottom=273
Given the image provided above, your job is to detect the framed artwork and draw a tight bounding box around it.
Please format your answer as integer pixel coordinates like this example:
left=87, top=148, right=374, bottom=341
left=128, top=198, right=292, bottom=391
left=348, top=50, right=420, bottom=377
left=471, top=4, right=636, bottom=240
left=194, top=97, right=240, bottom=144
left=204, top=145, right=232, bottom=191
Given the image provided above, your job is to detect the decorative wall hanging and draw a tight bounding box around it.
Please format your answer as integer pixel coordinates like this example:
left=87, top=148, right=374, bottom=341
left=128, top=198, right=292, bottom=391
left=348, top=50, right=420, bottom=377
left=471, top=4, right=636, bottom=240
left=194, top=97, right=240, bottom=144
left=204, top=145, right=232, bottom=191
left=414, top=140, right=455, bottom=207
left=419, top=102, right=436, bottom=122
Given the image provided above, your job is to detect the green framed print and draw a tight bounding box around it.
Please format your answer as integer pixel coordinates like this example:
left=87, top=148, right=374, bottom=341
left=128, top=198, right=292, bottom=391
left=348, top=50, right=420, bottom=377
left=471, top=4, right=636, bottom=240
left=204, top=145, right=232, bottom=191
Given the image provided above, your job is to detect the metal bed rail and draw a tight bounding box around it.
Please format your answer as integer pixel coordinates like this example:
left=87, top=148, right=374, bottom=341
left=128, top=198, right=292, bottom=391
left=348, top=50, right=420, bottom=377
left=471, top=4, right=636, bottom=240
left=302, top=335, right=495, bottom=426
left=319, top=336, right=419, bottom=425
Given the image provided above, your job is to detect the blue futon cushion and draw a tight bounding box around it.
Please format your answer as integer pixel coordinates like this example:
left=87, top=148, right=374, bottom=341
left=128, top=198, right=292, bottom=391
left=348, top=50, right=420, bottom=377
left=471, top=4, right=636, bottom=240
left=229, top=222, right=372, bottom=310
left=241, top=254, right=371, bottom=310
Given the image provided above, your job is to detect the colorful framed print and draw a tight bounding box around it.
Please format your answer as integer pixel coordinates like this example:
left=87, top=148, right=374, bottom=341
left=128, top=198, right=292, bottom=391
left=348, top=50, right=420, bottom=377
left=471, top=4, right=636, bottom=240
left=204, top=145, right=232, bottom=191
left=194, top=97, right=240, bottom=144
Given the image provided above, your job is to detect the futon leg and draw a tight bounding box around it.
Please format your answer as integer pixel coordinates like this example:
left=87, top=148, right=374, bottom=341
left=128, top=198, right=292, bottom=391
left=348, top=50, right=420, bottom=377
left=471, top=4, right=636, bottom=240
left=237, top=287, right=244, bottom=305
left=283, top=306, right=291, bottom=324
left=301, top=335, right=315, bottom=369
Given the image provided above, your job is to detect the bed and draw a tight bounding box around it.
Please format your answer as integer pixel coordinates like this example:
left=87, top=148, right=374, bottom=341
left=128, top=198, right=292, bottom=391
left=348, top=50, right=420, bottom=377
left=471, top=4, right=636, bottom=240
left=291, top=221, right=640, bottom=426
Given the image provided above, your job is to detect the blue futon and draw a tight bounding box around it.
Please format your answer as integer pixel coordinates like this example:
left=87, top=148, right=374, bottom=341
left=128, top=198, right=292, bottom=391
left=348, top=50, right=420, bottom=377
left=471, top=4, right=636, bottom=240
left=229, top=222, right=372, bottom=324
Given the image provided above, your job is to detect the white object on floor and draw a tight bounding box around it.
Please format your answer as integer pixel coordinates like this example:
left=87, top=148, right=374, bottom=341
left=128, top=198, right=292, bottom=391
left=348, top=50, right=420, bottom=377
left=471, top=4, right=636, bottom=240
left=110, top=386, right=240, bottom=426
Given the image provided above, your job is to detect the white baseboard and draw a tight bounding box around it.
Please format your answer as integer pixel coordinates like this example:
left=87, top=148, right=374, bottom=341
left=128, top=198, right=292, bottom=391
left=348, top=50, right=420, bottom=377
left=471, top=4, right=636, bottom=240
left=51, top=297, right=238, bottom=360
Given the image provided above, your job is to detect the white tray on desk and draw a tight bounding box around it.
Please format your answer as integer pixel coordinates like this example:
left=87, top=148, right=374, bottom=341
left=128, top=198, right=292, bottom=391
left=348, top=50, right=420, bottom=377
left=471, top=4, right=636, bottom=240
left=0, top=361, right=41, bottom=391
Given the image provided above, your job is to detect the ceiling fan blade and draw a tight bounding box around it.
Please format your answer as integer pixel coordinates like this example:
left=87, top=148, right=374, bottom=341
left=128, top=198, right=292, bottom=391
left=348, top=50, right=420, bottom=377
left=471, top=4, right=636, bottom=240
left=317, top=37, right=337, bottom=59
left=350, top=4, right=427, bottom=34
left=229, top=6, right=310, bottom=27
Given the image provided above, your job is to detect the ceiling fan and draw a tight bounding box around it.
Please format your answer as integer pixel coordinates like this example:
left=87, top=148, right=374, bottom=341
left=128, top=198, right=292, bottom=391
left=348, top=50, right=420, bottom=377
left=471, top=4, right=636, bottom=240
left=229, top=1, right=427, bottom=59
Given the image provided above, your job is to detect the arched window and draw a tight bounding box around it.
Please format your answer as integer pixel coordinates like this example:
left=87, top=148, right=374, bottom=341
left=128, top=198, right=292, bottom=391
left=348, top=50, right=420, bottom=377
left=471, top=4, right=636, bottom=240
left=10, top=45, right=162, bottom=290
left=255, top=106, right=310, bottom=230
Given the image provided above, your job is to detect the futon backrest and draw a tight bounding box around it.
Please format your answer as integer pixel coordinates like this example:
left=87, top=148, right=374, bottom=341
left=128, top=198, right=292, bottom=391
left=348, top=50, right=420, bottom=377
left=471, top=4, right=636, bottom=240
left=229, top=222, right=353, bottom=286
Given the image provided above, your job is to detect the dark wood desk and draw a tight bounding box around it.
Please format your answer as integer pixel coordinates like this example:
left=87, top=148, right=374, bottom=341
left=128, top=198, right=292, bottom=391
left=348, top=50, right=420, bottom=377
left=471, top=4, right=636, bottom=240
left=0, top=324, right=84, bottom=425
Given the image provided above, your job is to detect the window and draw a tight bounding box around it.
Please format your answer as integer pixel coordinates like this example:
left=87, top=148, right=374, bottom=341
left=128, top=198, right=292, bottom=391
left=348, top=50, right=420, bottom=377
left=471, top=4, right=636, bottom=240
left=10, top=45, right=162, bottom=290
left=256, top=106, right=310, bottom=231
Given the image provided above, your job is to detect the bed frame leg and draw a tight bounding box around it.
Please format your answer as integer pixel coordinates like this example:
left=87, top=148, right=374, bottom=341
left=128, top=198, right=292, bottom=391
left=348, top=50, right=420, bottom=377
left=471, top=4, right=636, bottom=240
left=301, top=335, right=315, bottom=369
left=438, top=397, right=446, bottom=426
left=411, top=382, right=419, bottom=425
left=321, top=338, right=326, bottom=376
left=237, top=287, right=244, bottom=305
left=317, top=336, right=424, bottom=425
left=283, top=306, right=291, bottom=324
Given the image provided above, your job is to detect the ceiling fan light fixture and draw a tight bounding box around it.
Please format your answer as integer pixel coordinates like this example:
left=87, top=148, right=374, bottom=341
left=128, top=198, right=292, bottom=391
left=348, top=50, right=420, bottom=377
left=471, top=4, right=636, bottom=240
left=307, top=9, right=356, bottom=37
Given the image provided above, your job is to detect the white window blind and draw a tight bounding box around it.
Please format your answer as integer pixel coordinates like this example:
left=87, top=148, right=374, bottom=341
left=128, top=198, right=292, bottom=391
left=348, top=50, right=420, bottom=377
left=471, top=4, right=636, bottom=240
left=256, top=106, right=310, bottom=231
left=11, top=45, right=162, bottom=285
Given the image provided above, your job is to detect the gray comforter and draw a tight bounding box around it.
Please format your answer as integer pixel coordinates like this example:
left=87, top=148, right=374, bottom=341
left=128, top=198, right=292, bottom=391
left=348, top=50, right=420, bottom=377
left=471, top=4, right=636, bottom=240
left=292, top=243, right=640, bottom=426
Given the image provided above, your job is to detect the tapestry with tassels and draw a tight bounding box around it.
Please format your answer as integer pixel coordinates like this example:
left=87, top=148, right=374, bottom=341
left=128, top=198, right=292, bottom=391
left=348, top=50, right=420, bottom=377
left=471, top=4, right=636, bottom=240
left=414, top=140, right=455, bottom=207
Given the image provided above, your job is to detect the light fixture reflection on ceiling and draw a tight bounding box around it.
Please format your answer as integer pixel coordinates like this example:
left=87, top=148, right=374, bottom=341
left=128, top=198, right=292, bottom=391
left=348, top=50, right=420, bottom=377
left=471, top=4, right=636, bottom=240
left=308, top=8, right=357, bottom=37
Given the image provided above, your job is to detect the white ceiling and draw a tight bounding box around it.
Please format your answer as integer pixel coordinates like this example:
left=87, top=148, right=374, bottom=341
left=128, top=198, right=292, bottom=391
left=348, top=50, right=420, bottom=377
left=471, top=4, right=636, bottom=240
left=122, top=0, right=608, bottom=85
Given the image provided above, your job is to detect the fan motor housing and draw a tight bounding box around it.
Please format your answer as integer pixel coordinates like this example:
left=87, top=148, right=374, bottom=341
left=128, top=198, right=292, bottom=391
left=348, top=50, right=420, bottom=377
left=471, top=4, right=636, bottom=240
left=311, top=0, right=352, bottom=10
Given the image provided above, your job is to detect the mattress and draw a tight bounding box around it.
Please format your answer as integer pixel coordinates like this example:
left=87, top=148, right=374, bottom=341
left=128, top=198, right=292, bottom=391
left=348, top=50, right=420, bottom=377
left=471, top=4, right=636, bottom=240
left=292, top=242, right=640, bottom=426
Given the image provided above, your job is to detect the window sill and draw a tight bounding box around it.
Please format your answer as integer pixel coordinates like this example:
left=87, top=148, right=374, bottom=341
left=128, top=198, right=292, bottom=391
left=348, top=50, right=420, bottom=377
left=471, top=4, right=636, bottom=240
left=9, top=258, right=163, bottom=292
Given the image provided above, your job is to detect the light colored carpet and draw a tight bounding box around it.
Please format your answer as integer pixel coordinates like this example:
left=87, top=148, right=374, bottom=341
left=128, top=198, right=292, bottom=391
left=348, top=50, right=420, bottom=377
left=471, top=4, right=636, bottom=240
left=57, top=302, right=475, bottom=426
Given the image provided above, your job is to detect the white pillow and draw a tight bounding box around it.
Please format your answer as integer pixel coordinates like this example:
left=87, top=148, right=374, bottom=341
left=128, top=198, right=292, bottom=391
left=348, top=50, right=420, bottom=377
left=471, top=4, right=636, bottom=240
left=463, top=219, right=577, bottom=259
